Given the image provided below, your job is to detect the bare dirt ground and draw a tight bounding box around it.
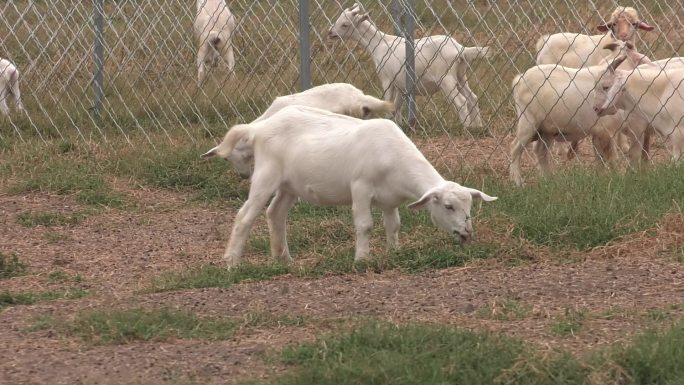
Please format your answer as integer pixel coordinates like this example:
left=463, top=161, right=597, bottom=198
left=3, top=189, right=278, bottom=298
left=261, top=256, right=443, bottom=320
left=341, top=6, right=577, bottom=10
left=1, top=143, right=683, bottom=385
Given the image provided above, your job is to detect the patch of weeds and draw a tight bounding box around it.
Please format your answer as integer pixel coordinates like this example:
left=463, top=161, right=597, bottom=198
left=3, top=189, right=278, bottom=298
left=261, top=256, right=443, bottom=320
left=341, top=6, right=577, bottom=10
left=275, top=320, right=526, bottom=385
left=0, top=289, right=88, bottom=310
left=146, top=263, right=291, bottom=293
left=44, top=232, right=69, bottom=243
left=113, top=145, right=246, bottom=204
left=594, top=320, right=684, bottom=385
left=549, top=307, right=588, bottom=337
left=57, top=141, right=76, bottom=154
left=0, top=252, right=28, bottom=279
left=598, top=306, right=629, bottom=320
left=27, top=314, right=60, bottom=332
left=47, top=270, right=69, bottom=283
left=476, top=297, right=529, bottom=321
left=489, top=165, right=684, bottom=250
left=13, top=160, right=123, bottom=208
left=658, top=243, right=684, bottom=263
left=16, top=210, right=86, bottom=227
left=66, top=307, right=304, bottom=345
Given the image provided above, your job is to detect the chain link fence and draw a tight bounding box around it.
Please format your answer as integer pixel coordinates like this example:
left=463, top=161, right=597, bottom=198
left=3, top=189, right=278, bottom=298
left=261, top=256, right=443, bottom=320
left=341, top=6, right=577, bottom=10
left=1, top=0, right=683, bottom=180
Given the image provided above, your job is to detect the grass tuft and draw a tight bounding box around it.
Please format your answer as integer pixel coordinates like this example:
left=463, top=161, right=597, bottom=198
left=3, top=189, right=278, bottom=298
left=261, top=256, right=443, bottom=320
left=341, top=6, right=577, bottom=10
left=275, top=321, right=525, bottom=385
left=490, top=165, right=684, bottom=249
left=147, top=263, right=291, bottom=293
left=16, top=211, right=86, bottom=227
left=0, top=252, right=28, bottom=279
left=0, top=289, right=88, bottom=310
left=45, top=307, right=306, bottom=345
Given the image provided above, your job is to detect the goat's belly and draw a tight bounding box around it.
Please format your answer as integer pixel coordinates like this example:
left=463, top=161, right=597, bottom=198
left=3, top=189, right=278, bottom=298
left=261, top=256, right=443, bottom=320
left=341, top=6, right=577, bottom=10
left=284, top=183, right=353, bottom=207
left=415, top=80, right=440, bottom=95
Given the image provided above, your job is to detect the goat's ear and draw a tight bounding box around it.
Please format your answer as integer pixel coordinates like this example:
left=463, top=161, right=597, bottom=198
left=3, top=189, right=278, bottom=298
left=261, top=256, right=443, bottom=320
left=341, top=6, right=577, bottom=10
left=608, top=55, right=627, bottom=72
left=201, top=147, right=218, bottom=159
left=638, top=21, right=654, bottom=31
left=596, top=23, right=611, bottom=32
left=408, top=190, right=438, bottom=210
left=603, top=42, right=620, bottom=52
left=463, top=187, right=498, bottom=202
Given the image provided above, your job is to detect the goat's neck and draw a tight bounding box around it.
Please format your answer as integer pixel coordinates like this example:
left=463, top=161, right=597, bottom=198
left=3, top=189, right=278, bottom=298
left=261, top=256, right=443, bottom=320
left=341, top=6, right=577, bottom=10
left=621, top=70, right=666, bottom=118
left=353, top=21, right=402, bottom=59
left=406, top=166, right=446, bottom=201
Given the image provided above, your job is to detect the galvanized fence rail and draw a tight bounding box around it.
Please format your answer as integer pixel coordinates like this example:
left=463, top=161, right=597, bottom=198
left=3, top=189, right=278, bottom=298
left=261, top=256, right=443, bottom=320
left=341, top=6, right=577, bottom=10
left=0, top=0, right=682, bottom=180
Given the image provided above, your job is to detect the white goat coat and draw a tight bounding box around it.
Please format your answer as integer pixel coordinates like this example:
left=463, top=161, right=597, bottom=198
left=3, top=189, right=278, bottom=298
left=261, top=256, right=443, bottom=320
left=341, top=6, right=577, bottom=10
left=205, top=106, right=496, bottom=266
left=0, top=58, right=24, bottom=116
left=226, top=83, right=394, bottom=178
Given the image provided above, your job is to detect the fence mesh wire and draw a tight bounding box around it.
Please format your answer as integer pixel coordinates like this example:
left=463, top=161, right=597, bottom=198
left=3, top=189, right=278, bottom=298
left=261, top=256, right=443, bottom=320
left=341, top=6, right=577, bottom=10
left=1, top=0, right=683, bottom=182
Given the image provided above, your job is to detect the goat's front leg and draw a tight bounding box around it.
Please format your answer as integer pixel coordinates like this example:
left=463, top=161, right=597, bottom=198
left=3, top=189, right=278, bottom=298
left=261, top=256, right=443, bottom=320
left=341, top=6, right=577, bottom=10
left=197, top=45, right=209, bottom=86
left=351, top=183, right=373, bottom=261
left=0, top=89, right=9, bottom=116
left=382, top=206, right=400, bottom=251
left=266, top=190, right=297, bottom=264
left=223, top=44, right=236, bottom=80
left=224, top=169, right=280, bottom=266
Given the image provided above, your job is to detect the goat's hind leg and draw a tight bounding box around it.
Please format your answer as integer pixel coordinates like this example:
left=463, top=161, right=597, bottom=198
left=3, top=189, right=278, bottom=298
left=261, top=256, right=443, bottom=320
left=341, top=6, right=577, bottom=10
left=266, top=190, right=297, bottom=264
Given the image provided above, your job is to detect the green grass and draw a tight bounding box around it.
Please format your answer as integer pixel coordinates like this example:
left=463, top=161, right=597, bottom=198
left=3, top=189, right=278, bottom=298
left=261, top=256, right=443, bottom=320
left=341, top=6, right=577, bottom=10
left=263, top=318, right=684, bottom=385
left=147, top=263, right=291, bottom=293
left=112, top=144, right=247, bottom=204
left=476, top=298, right=530, bottom=321
left=0, top=252, right=28, bottom=279
left=549, top=307, right=588, bottom=337
left=16, top=210, right=87, bottom=227
left=148, top=241, right=498, bottom=293
left=10, top=155, right=124, bottom=208
left=275, top=321, right=526, bottom=385
left=489, top=165, right=684, bottom=250
left=0, top=289, right=88, bottom=310
left=40, top=307, right=305, bottom=345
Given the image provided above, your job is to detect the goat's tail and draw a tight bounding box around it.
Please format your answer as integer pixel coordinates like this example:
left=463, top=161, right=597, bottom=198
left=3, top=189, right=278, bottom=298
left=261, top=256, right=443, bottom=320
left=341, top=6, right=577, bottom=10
left=462, top=46, right=490, bottom=61
left=201, top=124, right=251, bottom=159
left=360, top=95, right=395, bottom=118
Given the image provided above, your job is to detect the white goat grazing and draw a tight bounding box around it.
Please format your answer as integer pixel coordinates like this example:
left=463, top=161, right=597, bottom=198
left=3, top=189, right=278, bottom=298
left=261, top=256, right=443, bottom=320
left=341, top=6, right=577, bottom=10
left=536, top=6, right=654, bottom=158
left=202, top=105, right=497, bottom=266
left=594, top=56, right=684, bottom=161
left=225, top=83, right=395, bottom=178
left=0, top=59, right=24, bottom=116
left=328, top=3, right=489, bottom=128
left=194, top=0, right=236, bottom=84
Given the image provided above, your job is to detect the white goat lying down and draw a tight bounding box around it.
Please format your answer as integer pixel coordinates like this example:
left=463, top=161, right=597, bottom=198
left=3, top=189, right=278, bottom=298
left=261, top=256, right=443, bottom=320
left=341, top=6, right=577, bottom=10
left=328, top=3, right=489, bottom=128
left=594, top=56, right=684, bottom=161
left=194, top=0, right=237, bottom=84
left=202, top=106, right=497, bottom=266
left=0, top=58, right=24, bottom=116
left=535, top=6, right=654, bottom=159
left=225, top=83, right=394, bottom=178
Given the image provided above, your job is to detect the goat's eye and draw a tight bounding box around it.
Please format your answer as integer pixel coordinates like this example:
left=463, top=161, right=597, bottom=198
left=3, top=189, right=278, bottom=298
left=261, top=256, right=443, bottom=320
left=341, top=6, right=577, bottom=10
left=445, top=204, right=454, bottom=211
left=341, top=23, right=350, bottom=28
left=602, top=86, right=610, bottom=91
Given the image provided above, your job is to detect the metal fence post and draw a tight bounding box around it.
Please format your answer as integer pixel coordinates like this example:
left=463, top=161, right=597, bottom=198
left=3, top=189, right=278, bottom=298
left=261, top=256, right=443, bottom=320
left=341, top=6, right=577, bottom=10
left=391, top=0, right=402, bottom=36
left=403, top=0, right=416, bottom=128
left=298, top=0, right=311, bottom=91
left=93, top=0, right=104, bottom=119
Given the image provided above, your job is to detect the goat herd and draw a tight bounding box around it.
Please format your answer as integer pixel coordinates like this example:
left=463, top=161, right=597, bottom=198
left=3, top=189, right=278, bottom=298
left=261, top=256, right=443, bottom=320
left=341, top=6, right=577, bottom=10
left=3, top=1, right=682, bottom=265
